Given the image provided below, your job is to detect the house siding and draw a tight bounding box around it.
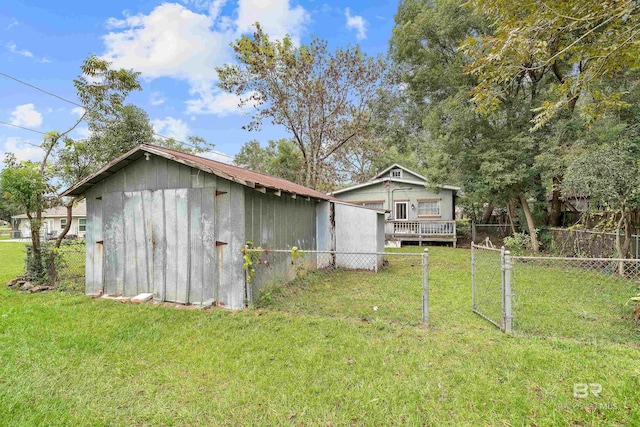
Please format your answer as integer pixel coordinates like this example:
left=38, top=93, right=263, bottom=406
left=335, top=181, right=455, bottom=221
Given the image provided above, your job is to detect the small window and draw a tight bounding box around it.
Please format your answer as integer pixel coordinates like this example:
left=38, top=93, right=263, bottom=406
left=418, top=200, right=440, bottom=216
left=363, top=201, right=384, bottom=210
left=79, top=218, right=86, bottom=232
left=60, top=218, right=67, bottom=229
left=391, top=169, right=402, bottom=178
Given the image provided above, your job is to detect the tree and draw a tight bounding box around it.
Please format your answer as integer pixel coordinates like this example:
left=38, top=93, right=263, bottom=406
left=564, top=147, right=640, bottom=260
left=0, top=188, right=19, bottom=224
left=1, top=55, right=142, bottom=283
left=463, top=0, right=640, bottom=129
left=390, top=0, right=545, bottom=251
left=235, top=139, right=305, bottom=185
left=217, top=24, right=387, bottom=189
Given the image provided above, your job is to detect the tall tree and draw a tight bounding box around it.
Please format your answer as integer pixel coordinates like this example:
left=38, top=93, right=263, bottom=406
left=217, top=24, right=387, bottom=189
left=390, top=0, right=545, bottom=250
left=1, top=55, right=142, bottom=282
left=235, top=139, right=305, bottom=185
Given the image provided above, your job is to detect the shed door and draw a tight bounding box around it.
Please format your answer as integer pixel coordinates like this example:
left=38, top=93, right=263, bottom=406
left=102, top=188, right=217, bottom=304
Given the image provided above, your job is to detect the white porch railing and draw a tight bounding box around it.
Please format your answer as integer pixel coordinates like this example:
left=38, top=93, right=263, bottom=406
left=385, top=220, right=456, bottom=236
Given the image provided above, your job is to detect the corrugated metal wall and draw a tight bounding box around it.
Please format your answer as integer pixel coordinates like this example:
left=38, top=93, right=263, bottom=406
left=84, top=155, right=247, bottom=309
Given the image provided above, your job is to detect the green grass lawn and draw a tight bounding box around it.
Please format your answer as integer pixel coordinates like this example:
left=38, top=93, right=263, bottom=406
left=0, top=225, right=11, bottom=240
left=1, top=243, right=640, bottom=425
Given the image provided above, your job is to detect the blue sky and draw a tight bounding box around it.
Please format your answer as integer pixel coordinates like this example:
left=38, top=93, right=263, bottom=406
left=0, top=0, right=397, bottom=164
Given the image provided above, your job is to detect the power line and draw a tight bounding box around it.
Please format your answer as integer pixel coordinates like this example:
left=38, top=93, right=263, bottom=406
left=0, top=72, right=84, bottom=108
left=0, top=120, right=48, bottom=135
left=0, top=71, right=236, bottom=160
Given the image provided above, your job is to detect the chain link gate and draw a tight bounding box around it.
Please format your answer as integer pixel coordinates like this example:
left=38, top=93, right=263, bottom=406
left=471, top=243, right=512, bottom=332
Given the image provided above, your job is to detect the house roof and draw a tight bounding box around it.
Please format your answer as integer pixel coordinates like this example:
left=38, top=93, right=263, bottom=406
left=373, top=163, right=428, bottom=181
left=330, top=177, right=461, bottom=196
left=12, top=200, right=86, bottom=220
left=60, top=144, right=336, bottom=202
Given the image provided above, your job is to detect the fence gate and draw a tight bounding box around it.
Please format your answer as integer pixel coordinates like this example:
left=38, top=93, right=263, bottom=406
left=471, top=243, right=512, bottom=332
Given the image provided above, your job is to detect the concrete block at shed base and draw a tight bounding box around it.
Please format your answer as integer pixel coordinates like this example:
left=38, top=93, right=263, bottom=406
left=385, top=240, right=401, bottom=248
left=131, top=293, right=154, bottom=303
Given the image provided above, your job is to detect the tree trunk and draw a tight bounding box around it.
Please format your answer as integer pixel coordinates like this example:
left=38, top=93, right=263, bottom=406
left=481, top=202, right=494, bottom=224
left=507, top=201, right=517, bottom=235
left=549, top=175, right=563, bottom=227
left=519, top=195, right=539, bottom=253
left=54, top=198, right=77, bottom=248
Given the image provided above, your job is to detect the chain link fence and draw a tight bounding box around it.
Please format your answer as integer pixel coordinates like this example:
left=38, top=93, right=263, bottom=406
left=471, top=243, right=508, bottom=330
left=472, top=243, right=640, bottom=343
left=54, top=241, right=85, bottom=291
left=244, top=249, right=429, bottom=326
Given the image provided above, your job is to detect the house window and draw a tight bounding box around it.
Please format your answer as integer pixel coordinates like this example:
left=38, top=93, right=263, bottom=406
left=394, top=202, right=408, bottom=220
left=79, top=218, right=86, bottom=232
left=391, top=169, right=402, bottom=178
left=418, top=200, right=441, bottom=217
left=363, top=201, right=384, bottom=210
left=60, top=219, right=67, bottom=229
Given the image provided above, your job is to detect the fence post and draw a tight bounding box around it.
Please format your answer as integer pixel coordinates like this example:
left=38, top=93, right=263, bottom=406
left=422, top=248, right=429, bottom=326
left=503, top=249, right=513, bottom=334
left=472, top=222, right=477, bottom=242
left=471, top=242, right=476, bottom=312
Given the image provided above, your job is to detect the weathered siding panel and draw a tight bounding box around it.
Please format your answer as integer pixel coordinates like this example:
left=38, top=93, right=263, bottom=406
left=151, top=190, right=166, bottom=300
left=163, top=189, right=179, bottom=302
left=201, top=187, right=217, bottom=303
left=188, top=188, right=203, bottom=304
left=335, top=181, right=455, bottom=221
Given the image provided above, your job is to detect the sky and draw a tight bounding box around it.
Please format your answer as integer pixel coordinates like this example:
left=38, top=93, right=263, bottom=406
left=0, top=0, right=398, bottom=165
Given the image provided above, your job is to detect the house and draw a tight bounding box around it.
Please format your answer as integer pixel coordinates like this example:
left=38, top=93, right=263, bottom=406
left=60, top=144, right=385, bottom=309
left=11, top=201, right=87, bottom=239
left=330, top=163, right=460, bottom=246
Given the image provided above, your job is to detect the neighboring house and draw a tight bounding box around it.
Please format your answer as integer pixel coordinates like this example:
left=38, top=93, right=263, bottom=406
left=11, top=201, right=87, bottom=239
left=61, top=144, right=384, bottom=309
left=330, top=163, right=460, bottom=246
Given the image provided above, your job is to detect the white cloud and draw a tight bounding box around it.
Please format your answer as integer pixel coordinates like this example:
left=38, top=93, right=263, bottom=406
left=6, top=42, right=50, bottom=63
left=0, top=137, right=43, bottom=162
left=200, top=150, right=235, bottom=164
left=72, top=127, right=91, bottom=139
left=6, top=18, right=18, bottom=31
left=102, top=3, right=232, bottom=83
left=101, top=0, right=310, bottom=116
left=345, top=8, right=367, bottom=40
left=235, top=0, right=310, bottom=44
left=185, top=83, right=258, bottom=115
left=149, top=92, right=166, bottom=106
left=9, top=104, right=43, bottom=128
left=6, top=42, right=32, bottom=58
left=71, top=107, right=85, bottom=117
left=151, top=116, right=190, bottom=142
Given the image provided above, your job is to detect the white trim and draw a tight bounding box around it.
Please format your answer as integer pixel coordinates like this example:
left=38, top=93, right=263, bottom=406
left=330, top=178, right=461, bottom=195
left=394, top=201, right=409, bottom=221
left=374, top=163, right=427, bottom=181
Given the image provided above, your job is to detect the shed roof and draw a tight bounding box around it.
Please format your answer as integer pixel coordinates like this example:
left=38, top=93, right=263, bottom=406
left=61, top=144, right=334, bottom=201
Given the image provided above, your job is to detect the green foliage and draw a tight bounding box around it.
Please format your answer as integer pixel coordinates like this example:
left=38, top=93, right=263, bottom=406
left=0, top=158, right=52, bottom=217
left=463, top=0, right=640, bottom=129
left=24, top=243, right=62, bottom=285
left=503, top=232, right=535, bottom=255
left=242, top=241, right=262, bottom=282
left=455, top=219, right=471, bottom=238
left=217, top=24, right=387, bottom=189
left=235, top=139, right=304, bottom=184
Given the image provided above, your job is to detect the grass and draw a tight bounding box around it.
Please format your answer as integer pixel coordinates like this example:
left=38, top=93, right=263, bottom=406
left=0, top=224, right=11, bottom=241
left=1, top=243, right=640, bottom=425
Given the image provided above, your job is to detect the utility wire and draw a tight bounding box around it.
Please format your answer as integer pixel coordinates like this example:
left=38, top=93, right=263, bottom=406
left=0, top=71, right=236, bottom=160
left=0, top=120, right=48, bottom=135
left=0, top=72, right=85, bottom=109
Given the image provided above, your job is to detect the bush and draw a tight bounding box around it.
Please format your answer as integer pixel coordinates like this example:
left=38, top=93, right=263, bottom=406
left=503, top=232, right=534, bottom=255
left=456, top=219, right=471, bottom=238
left=25, top=243, right=63, bottom=285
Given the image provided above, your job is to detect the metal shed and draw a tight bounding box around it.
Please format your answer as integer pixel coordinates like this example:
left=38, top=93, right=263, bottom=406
left=61, top=144, right=384, bottom=309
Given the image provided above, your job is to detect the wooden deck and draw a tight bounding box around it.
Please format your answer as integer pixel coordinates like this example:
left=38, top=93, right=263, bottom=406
left=385, top=220, right=457, bottom=247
